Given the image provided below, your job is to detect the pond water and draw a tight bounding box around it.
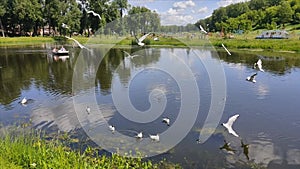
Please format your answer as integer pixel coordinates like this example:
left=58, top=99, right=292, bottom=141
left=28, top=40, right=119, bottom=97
left=0, top=45, right=300, bottom=169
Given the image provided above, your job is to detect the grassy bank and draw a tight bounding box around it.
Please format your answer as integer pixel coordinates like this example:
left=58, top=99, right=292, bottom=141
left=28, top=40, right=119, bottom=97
left=0, top=37, right=54, bottom=46
left=0, top=35, right=299, bottom=53
left=0, top=129, right=180, bottom=169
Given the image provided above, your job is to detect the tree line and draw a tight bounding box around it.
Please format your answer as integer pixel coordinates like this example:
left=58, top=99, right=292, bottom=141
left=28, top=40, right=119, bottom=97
left=0, top=0, right=161, bottom=37
left=196, top=0, right=300, bottom=34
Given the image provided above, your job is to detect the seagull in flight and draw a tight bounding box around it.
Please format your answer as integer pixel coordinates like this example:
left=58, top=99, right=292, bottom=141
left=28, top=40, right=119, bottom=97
left=123, top=51, right=139, bottom=59
left=65, top=36, right=89, bottom=50
left=246, top=73, right=257, bottom=83
left=149, top=134, right=160, bottom=142
left=254, top=59, right=264, bottom=72
left=135, top=33, right=151, bottom=46
left=199, top=25, right=208, bottom=34
left=86, top=10, right=101, bottom=20
left=162, top=117, right=170, bottom=126
left=222, top=114, right=240, bottom=137
left=222, top=43, right=231, bottom=55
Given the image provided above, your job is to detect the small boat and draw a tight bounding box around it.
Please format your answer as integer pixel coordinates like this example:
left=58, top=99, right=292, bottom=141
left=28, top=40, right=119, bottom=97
left=52, top=49, right=69, bottom=55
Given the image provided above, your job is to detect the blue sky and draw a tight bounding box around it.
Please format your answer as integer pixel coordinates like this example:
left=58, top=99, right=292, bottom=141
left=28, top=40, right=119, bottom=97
left=128, top=0, right=250, bottom=25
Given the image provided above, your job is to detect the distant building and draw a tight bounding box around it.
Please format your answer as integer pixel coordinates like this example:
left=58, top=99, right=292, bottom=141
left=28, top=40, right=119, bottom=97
left=255, top=30, right=289, bottom=39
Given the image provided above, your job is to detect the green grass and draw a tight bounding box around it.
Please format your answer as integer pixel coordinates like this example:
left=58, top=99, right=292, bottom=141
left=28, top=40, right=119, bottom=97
left=0, top=129, right=180, bottom=169
left=0, top=33, right=299, bottom=53
left=0, top=37, right=54, bottom=46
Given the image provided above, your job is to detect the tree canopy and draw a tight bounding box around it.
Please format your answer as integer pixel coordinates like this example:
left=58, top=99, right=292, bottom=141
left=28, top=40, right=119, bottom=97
left=0, top=0, right=160, bottom=37
left=196, top=0, right=300, bottom=34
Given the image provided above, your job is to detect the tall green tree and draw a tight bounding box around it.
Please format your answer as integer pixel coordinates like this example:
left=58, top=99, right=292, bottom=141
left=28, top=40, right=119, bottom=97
left=277, top=1, right=294, bottom=26
left=58, top=0, right=82, bottom=36
left=12, top=0, right=42, bottom=36
left=114, top=0, right=128, bottom=18
left=45, top=0, right=62, bottom=35
left=0, top=0, right=6, bottom=37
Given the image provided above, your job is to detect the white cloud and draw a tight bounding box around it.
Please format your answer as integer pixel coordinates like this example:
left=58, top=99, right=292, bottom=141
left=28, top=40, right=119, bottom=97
left=160, top=13, right=194, bottom=25
left=173, top=0, right=195, bottom=9
left=167, top=8, right=181, bottom=15
left=198, top=6, right=208, bottom=13
left=218, top=0, right=250, bottom=7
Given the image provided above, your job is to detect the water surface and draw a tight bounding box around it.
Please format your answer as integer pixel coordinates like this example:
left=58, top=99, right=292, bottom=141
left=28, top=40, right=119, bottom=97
left=0, top=45, right=300, bottom=168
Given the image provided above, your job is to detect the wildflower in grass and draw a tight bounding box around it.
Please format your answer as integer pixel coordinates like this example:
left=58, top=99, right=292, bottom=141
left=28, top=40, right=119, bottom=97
left=30, top=163, right=37, bottom=167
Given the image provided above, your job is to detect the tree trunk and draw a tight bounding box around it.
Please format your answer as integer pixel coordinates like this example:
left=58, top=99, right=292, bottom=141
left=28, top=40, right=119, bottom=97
left=0, top=19, right=5, bottom=37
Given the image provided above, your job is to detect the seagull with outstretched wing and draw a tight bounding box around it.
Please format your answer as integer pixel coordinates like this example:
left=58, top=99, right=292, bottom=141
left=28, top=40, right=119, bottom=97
left=162, top=117, right=170, bottom=126
left=86, top=10, right=102, bottom=20
left=123, top=51, right=139, bottom=59
left=246, top=73, right=257, bottom=83
left=222, top=114, right=240, bottom=137
left=199, top=25, right=207, bottom=34
left=254, top=59, right=264, bottom=72
left=135, top=33, right=151, bottom=46
left=222, top=43, right=231, bottom=55
left=65, top=36, right=89, bottom=50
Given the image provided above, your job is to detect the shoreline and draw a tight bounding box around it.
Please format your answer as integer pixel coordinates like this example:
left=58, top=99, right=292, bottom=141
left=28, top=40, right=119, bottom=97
left=0, top=36, right=299, bottom=54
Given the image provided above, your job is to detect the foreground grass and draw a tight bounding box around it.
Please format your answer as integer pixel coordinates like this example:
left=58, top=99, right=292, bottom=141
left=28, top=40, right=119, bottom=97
left=0, top=130, right=180, bottom=169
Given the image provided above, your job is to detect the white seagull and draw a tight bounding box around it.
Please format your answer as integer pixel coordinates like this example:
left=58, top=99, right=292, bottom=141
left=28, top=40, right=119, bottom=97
left=62, top=23, right=69, bottom=29
left=65, top=36, right=89, bottom=50
left=123, top=51, right=139, bottom=59
left=136, top=132, right=143, bottom=139
left=162, top=117, right=170, bottom=126
left=254, top=59, right=264, bottom=72
left=222, top=114, right=240, bottom=137
left=135, top=33, right=151, bottom=46
left=21, top=97, right=27, bottom=104
left=86, top=10, right=101, bottom=20
left=222, top=43, right=232, bottom=55
left=86, top=106, right=91, bottom=114
left=199, top=25, right=208, bottom=34
left=246, top=73, right=257, bottom=83
left=149, top=134, right=160, bottom=142
left=109, top=125, right=115, bottom=132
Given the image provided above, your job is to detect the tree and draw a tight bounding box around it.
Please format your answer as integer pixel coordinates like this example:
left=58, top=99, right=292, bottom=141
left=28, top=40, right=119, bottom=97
left=58, top=0, right=82, bottom=36
left=45, top=0, right=62, bottom=36
left=211, top=7, right=227, bottom=31
left=277, top=1, right=294, bottom=26
left=12, top=0, right=42, bottom=36
left=249, top=0, right=267, bottom=10
left=227, top=2, right=249, bottom=18
left=114, top=0, right=128, bottom=18
left=0, top=0, right=6, bottom=37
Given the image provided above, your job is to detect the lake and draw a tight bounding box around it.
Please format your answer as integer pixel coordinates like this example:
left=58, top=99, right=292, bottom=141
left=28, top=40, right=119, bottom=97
left=0, top=44, right=300, bottom=169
